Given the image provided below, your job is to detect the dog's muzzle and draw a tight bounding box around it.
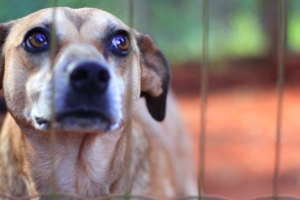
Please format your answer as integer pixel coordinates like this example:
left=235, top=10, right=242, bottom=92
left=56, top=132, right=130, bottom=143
left=34, top=60, right=122, bottom=133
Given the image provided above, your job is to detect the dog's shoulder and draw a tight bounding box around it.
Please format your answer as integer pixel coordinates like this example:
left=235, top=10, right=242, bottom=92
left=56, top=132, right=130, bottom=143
left=0, top=113, right=37, bottom=196
left=131, top=94, right=198, bottom=197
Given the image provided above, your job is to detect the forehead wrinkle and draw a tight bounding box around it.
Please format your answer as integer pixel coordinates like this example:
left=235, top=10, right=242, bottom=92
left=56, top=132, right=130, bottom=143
left=63, top=9, right=91, bottom=31
left=106, top=21, right=117, bottom=35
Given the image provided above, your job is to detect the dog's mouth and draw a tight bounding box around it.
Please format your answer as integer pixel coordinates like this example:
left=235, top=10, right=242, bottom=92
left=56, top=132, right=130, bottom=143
left=34, top=109, right=119, bottom=132
left=56, top=110, right=111, bottom=122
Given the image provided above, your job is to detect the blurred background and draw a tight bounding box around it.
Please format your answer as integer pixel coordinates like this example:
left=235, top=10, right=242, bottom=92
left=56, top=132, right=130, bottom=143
left=1, top=0, right=300, bottom=199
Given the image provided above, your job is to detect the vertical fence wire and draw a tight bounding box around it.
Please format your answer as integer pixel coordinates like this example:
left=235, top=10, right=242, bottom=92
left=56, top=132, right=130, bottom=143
left=199, top=0, right=209, bottom=197
left=129, top=0, right=134, bottom=28
left=273, top=0, right=286, bottom=198
left=124, top=0, right=135, bottom=196
left=49, top=0, right=58, bottom=198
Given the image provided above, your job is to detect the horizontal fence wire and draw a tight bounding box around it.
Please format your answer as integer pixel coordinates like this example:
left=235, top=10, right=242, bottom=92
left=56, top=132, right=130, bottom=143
left=250, top=196, right=300, bottom=200
left=0, top=194, right=156, bottom=200
left=177, top=195, right=234, bottom=200
left=3, top=193, right=300, bottom=200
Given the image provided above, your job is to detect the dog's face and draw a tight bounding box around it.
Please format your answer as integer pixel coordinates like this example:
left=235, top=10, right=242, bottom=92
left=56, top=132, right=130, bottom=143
left=0, top=8, right=169, bottom=133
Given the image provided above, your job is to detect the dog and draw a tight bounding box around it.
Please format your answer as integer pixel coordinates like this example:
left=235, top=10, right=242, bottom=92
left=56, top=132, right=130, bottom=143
left=0, top=7, right=197, bottom=199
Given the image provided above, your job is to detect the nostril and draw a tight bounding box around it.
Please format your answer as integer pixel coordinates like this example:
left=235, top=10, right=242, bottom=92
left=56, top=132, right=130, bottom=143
left=70, top=68, right=88, bottom=81
left=69, top=61, right=110, bottom=93
left=98, top=69, right=110, bottom=82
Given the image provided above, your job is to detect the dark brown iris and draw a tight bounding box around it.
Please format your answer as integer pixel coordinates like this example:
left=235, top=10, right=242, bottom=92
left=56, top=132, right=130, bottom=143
left=112, top=35, right=129, bottom=51
left=27, top=32, right=48, bottom=48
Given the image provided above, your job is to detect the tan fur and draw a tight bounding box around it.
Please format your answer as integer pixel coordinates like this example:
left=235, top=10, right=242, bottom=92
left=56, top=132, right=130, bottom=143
left=0, top=7, right=197, bottom=199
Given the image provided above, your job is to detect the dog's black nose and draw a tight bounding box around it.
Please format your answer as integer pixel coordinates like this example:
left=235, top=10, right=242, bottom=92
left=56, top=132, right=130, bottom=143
left=70, top=61, right=110, bottom=93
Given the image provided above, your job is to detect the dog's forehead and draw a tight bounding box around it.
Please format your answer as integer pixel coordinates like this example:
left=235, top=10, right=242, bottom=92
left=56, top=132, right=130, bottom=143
left=9, top=7, right=130, bottom=41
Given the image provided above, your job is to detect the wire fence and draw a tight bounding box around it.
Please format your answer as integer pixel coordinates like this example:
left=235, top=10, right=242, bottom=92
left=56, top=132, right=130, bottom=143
left=0, top=0, right=297, bottom=199
left=198, top=0, right=289, bottom=199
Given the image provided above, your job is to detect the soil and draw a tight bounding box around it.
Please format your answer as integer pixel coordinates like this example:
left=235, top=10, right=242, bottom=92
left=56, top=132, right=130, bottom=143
left=171, top=56, right=300, bottom=199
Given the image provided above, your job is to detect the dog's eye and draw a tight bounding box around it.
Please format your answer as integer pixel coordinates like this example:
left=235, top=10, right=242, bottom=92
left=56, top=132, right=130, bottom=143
left=111, top=35, right=129, bottom=54
left=24, top=29, right=49, bottom=52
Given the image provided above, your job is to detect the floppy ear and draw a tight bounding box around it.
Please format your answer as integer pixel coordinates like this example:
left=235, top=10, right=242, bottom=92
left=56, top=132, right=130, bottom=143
left=0, top=23, right=11, bottom=89
left=137, top=34, right=170, bottom=122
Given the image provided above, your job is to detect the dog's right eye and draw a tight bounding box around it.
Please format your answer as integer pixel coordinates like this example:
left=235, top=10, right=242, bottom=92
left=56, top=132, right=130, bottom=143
left=23, top=29, right=49, bottom=52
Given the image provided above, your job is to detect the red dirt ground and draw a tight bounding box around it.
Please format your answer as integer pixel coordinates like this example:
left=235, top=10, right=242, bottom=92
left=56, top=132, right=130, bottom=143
left=0, top=56, right=299, bottom=199
left=172, top=58, right=300, bottom=199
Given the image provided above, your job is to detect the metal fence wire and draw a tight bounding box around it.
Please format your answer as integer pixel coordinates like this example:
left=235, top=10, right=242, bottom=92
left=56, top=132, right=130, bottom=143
left=0, top=0, right=297, bottom=199
left=198, top=0, right=290, bottom=199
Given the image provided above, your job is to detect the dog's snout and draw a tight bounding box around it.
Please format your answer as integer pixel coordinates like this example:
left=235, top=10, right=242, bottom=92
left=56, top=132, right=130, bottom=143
left=70, top=62, right=110, bottom=93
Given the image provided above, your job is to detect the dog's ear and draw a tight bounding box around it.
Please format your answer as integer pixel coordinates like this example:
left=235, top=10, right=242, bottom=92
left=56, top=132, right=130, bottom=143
left=137, top=34, right=170, bottom=122
left=0, top=23, right=11, bottom=89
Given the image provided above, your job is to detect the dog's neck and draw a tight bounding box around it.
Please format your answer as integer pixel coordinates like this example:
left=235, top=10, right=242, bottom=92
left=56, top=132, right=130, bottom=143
left=20, top=126, right=130, bottom=196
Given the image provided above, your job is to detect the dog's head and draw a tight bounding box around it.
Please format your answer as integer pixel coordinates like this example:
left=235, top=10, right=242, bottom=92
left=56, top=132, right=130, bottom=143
left=0, top=8, right=170, bottom=133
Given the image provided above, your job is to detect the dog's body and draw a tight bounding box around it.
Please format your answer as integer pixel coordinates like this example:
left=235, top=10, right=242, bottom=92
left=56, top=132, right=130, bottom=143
left=0, top=8, right=197, bottom=199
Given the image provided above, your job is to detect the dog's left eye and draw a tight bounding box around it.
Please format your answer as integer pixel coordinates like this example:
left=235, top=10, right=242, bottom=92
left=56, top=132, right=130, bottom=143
left=111, top=34, right=129, bottom=55
left=23, top=29, right=49, bottom=52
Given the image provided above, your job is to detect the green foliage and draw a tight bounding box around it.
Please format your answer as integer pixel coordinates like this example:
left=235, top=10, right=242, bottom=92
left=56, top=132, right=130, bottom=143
left=0, top=0, right=48, bottom=21
left=144, top=0, right=202, bottom=64
left=0, top=0, right=299, bottom=65
left=215, top=12, right=267, bottom=59
left=288, top=13, right=300, bottom=52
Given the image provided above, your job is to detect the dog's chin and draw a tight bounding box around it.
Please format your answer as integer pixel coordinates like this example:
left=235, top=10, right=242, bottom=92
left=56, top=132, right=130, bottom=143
left=56, top=117, right=120, bottom=133
left=33, top=115, right=120, bottom=133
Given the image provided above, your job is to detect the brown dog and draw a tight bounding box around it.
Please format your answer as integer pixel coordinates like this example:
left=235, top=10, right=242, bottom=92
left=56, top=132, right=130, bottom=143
left=0, top=7, right=197, bottom=199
